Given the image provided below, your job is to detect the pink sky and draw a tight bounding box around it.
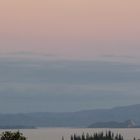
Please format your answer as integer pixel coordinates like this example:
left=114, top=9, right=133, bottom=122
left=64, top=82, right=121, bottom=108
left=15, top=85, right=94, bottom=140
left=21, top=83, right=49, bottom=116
left=0, top=0, right=140, bottom=60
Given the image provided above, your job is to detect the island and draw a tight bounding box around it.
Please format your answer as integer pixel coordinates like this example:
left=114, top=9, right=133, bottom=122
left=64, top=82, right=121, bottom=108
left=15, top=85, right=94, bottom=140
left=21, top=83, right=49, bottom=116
left=88, top=120, right=140, bottom=128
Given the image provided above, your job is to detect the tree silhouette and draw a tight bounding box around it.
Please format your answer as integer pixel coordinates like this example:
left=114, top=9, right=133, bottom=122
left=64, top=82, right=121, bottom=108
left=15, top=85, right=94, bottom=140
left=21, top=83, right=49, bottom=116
left=0, top=131, right=26, bottom=140
left=70, top=131, right=124, bottom=140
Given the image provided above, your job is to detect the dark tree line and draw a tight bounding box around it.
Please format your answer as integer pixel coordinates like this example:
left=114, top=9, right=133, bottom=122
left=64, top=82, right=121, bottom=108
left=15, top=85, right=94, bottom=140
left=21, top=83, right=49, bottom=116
left=66, top=131, right=124, bottom=140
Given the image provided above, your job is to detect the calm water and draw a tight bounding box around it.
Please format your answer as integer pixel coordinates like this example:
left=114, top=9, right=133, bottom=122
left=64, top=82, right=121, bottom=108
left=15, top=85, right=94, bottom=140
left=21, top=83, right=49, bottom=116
left=0, top=128, right=140, bottom=140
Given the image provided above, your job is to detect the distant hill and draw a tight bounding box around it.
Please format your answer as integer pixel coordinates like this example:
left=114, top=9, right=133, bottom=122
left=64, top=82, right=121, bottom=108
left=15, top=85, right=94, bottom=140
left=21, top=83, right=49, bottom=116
left=88, top=120, right=137, bottom=128
left=0, top=125, right=36, bottom=129
left=0, top=104, right=140, bottom=128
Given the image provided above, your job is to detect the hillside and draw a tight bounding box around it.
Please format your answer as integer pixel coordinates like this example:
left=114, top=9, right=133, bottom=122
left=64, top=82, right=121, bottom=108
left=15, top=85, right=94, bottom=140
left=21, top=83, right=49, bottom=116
left=0, top=104, right=140, bottom=128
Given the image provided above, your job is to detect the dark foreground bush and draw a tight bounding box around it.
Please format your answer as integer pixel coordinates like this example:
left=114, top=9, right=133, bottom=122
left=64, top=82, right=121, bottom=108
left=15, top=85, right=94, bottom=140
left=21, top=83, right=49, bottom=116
left=0, top=131, right=26, bottom=140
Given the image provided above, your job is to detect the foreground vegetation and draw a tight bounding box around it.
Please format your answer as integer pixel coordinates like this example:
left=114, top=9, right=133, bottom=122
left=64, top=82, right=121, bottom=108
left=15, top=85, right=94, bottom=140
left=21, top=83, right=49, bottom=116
left=69, top=131, right=136, bottom=140
left=0, top=131, right=26, bottom=140
left=0, top=130, right=138, bottom=140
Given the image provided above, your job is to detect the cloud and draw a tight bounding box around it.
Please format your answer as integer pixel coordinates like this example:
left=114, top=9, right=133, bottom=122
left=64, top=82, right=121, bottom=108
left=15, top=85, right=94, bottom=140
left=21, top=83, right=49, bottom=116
left=0, top=58, right=140, bottom=84
left=0, top=57, right=140, bottom=113
left=101, top=55, right=136, bottom=59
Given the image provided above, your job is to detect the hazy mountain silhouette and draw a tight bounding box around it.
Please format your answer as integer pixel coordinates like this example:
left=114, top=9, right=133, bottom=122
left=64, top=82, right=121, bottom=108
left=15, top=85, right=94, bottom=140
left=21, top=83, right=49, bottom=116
left=0, top=104, right=140, bottom=128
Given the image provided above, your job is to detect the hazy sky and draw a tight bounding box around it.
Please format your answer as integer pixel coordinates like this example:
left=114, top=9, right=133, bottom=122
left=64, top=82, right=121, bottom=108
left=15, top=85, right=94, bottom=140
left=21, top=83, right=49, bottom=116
left=0, top=0, right=140, bottom=60
left=0, top=1, right=140, bottom=113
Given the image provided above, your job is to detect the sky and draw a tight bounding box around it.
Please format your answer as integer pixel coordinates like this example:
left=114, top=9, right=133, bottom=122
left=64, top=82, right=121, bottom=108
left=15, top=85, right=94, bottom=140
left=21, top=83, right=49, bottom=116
left=0, top=0, right=140, bottom=113
left=0, top=0, right=140, bottom=60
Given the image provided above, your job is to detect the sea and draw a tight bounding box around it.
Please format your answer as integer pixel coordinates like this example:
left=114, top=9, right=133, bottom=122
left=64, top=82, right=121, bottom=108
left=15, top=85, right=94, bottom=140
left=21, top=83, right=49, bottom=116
left=0, top=128, right=140, bottom=140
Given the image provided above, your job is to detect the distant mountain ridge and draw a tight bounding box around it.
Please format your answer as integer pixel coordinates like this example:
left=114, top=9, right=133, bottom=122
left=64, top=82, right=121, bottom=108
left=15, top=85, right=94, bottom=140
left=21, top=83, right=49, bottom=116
left=0, top=104, right=140, bottom=128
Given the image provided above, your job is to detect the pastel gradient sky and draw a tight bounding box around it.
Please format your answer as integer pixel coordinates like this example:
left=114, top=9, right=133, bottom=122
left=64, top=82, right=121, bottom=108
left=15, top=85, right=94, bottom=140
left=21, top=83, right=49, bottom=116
left=0, top=0, right=140, bottom=60
left=0, top=1, right=140, bottom=113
